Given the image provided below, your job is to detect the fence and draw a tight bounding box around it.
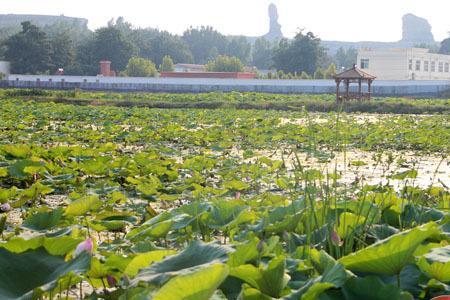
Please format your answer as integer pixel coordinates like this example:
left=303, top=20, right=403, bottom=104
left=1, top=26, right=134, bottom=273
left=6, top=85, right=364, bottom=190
left=1, top=76, right=450, bottom=97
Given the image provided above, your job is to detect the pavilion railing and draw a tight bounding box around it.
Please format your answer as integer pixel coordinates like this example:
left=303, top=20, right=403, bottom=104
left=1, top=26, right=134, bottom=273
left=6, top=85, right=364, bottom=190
left=338, top=92, right=372, bottom=101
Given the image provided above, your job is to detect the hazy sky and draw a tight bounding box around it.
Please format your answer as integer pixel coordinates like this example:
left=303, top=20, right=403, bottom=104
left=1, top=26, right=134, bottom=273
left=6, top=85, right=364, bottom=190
left=1, top=0, right=449, bottom=42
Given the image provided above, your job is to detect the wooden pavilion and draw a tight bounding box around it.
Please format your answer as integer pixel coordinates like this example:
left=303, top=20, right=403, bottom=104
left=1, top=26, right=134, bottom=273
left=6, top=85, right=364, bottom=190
left=334, top=65, right=376, bottom=102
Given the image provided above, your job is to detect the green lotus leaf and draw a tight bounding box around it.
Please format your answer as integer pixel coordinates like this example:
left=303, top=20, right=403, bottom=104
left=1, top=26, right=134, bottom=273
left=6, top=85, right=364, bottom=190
left=128, top=219, right=173, bottom=241
left=127, top=212, right=193, bottom=241
left=87, top=257, right=109, bottom=279
left=368, top=224, right=400, bottom=241
left=238, top=284, right=273, bottom=300
left=334, top=200, right=380, bottom=223
left=339, top=222, right=441, bottom=275
left=230, top=255, right=290, bottom=298
left=0, top=168, right=7, bottom=177
left=300, top=282, right=335, bottom=300
left=0, top=248, right=90, bottom=300
left=22, top=207, right=64, bottom=231
left=223, top=180, right=250, bottom=191
left=265, top=211, right=303, bottom=234
left=0, top=144, right=32, bottom=159
left=336, top=212, right=367, bottom=238
left=152, top=263, right=229, bottom=300
left=125, top=250, right=177, bottom=277
left=413, top=241, right=448, bottom=257
left=1, top=236, right=83, bottom=256
left=205, top=200, right=254, bottom=229
left=416, top=246, right=450, bottom=283
left=65, top=195, right=102, bottom=216
left=132, top=241, right=233, bottom=286
left=227, top=237, right=260, bottom=267
left=0, top=187, right=19, bottom=203
left=341, top=276, right=414, bottom=300
left=90, top=220, right=129, bottom=232
left=282, top=253, right=348, bottom=300
left=8, top=159, right=45, bottom=179
left=390, top=170, right=418, bottom=180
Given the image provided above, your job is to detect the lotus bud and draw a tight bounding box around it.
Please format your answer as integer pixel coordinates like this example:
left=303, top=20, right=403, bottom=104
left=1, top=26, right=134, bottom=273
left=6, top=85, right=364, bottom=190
left=74, top=238, right=94, bottom=257
left=235, top=192, right=241, bottom=199
left=107, top=275, right=117, bottom=287
left=0, top=203, right=11, bottom=212
left=331, top=230, right=342, bottom=246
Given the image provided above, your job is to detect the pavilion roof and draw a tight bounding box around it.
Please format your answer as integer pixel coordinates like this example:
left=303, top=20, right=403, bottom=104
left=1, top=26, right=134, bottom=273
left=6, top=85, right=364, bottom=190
left=334, top=65, right=376, bottom=80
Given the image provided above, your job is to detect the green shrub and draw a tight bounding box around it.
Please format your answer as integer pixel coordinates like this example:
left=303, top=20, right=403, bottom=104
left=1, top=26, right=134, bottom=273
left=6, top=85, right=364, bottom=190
left=160, top=55, right=174, bottom=72
left=124, top=56, right=158, bottom=77
left=205, top=55, right=244, bottom=72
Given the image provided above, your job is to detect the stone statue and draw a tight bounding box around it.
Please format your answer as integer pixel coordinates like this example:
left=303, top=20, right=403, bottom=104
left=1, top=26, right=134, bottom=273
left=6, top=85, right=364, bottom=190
left=401, top=14, right=435, bottom=45
left=264, top=3, right=283, bottom=41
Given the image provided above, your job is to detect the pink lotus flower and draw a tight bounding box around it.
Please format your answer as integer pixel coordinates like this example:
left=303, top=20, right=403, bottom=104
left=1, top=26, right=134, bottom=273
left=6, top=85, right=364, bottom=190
left=0, top=203, right=11, bottom=212
left=235, top=192, right=241, bottom=199
left=74, top=238, right=94, bottom=257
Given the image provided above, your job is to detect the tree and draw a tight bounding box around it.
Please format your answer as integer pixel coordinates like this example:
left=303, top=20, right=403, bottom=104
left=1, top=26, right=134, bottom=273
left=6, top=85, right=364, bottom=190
left=91, top=26, right=136, bottom=72
left=252, top=38, right=274, bottom=70
left=183, top=26, right=228, bottom=64
left=160, top=55, right=174, bottom=72
left=50, top=31, right=76, bottom=72
left=333, top=47, right=357, bottom=70
left=140, top=31, right=192, bottom=66
left=272, top=31, right=323, bottom=75
left=4, top=22, right=52, bottom=74
left=43, top=20, right=91, bottom=46
left=124, top=56, right=158, bottom=77
left=439, top=37, right=450, bottom=54
left=314, top=67, right=325, bottom=79
left=205, top=55, right=244, bottom=72
left=300, top=71, right=311, bottom=79
left=225, top=36, right=251, bottom=65
left=71, top=36, right=97, bottom=75
left=324, top=63, right=337, bottom=79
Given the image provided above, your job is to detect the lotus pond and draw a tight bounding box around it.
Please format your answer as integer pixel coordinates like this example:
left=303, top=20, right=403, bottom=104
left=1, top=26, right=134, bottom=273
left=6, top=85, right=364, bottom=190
left=0, top=96, right=449, bottom=299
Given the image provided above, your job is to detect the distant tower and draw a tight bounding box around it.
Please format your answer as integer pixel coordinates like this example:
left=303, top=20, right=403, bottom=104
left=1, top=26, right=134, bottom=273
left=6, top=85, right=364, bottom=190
left=263, top=3, right=283, bottom=42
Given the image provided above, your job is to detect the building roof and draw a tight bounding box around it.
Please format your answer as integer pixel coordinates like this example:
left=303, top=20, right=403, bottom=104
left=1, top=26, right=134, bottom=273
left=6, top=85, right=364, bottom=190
left=174, top=64, right=205, bottom=69
left=334, top=65, right=376, bottom=80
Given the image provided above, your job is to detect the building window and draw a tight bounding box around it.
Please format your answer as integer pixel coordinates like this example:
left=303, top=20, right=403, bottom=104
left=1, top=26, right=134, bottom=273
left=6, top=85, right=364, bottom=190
left=424, top=61, right=429, bottom=72
left=415, top=60, right=421, bottom=71
left=439, top=62, right=444, bottom=72
left=409, top=59, right=413, bottom=70
left=360, top=59, right=369, bottom=69
left=431, top=61, right=436, bottom=72
left=445, top=63, right=449, bottom=73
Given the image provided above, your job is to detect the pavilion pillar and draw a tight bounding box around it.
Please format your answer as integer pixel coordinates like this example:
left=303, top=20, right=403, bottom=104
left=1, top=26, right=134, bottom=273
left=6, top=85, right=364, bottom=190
left=335, top=79, right=340, bottom=102
left=358, top=79, right=362, bottom=101
left=368, top=80, right=372, bottom=101
left=345, top=79, right=349, bottom=101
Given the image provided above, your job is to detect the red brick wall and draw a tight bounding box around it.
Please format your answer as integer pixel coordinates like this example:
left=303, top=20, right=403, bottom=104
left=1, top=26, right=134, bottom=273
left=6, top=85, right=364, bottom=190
left=99, top=61, right=112, bottom=76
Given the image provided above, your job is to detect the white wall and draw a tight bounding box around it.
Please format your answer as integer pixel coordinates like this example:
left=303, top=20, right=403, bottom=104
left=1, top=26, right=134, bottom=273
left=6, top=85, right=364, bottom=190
left=358, top=49, right=408, bottom=80
left=4, top=75, right=450, bottom=96
left=406, top=49, right=450, bottom=80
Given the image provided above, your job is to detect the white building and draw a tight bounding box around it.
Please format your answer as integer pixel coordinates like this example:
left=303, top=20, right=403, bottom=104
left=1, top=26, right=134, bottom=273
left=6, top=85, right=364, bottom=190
left=0, top=61, right=10, bottom=77
left=357, top=48, right=450, bottom=80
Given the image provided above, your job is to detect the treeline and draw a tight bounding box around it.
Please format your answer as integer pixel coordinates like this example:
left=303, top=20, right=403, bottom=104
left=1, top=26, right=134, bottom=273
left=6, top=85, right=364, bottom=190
left=0, top=17, right=357, bottom=77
